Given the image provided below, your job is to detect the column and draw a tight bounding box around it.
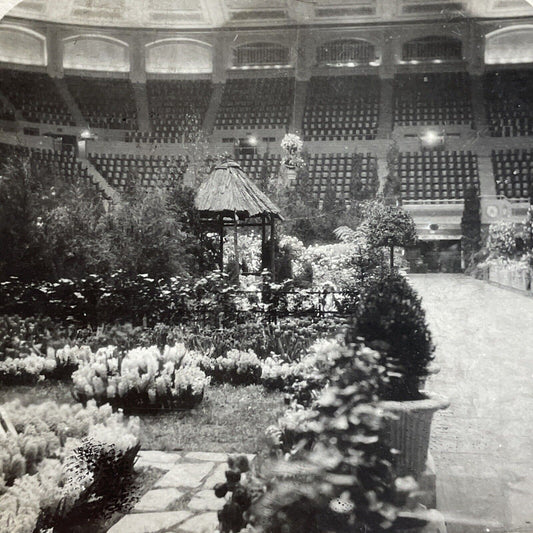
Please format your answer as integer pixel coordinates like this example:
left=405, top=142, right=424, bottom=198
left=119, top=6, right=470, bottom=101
left=46, top=26, right=63, bottom=78
left=212, top=32, right=228, bottom=84
left=466, top=21, right=486, bottom=76
left=129, top=33, right=146, bottom=83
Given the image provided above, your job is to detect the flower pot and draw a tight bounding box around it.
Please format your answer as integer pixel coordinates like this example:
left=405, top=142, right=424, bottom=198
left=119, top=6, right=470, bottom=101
left=381, top=392, right=449, bottom=477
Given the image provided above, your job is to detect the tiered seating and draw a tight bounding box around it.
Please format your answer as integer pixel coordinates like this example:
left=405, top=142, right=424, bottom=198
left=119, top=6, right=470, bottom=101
left=136, top=80, right=213, bottom=143
left=492, top=149, right=533, bottom=199
left=484, top=70, right=533, bottom=137
left=30, top=146, right=92, bottom=185
left=393, top=72, right=473, bottom=126
left=303, top=76, right=379, bottom=141
left=89, top=153, right=188, bottom=192
left=305, top=153, right=378, bottom=201
left=0, top=100, right=14, bottom=121
left=237, top=152, right=282, bottom=181
left=214, top=77, right=293, bottom=130
left=0, top=69, right=74, bottom=125
left=66, top=76, right=137, bottom=130
left=398, top=150, right=479, bottom=200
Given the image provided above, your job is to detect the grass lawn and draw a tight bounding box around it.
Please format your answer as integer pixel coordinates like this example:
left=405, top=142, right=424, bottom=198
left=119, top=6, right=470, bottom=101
left=0, top=381, right=286, bottom=454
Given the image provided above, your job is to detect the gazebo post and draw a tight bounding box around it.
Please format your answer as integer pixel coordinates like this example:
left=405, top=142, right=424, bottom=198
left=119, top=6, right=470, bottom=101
left=261, top=213, right=266, bottom=271
left=233, top=212, right=239, bottom=284
left=270, top=216, right=276, bottom=282
left=218, top=215, right=224, bottom=273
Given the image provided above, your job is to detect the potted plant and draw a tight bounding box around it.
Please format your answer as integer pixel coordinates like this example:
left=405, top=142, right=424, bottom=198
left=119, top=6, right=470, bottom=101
left=349, top=272, right=449, bottom=477
left=216, top=341, right=428, bottom=533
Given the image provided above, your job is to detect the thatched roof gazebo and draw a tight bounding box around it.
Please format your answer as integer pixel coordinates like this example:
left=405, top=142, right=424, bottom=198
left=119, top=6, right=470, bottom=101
left=195, top=160, right=283, bottom=281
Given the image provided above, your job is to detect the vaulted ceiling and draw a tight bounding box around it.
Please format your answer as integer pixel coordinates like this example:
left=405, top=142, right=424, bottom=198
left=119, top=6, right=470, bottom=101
left=2, top=0, right=533, bottom=29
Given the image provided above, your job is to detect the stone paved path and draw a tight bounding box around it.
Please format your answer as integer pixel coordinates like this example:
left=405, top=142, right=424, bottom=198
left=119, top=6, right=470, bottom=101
left=109, top=451, right=254, bottom=533
left=410, top=274, right=533, bottom=533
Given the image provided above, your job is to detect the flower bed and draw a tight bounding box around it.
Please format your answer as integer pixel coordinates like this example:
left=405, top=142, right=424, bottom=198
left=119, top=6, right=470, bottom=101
left=72, top=343, right=209, bottom=411
left=0, top=399, right=140, bottom=532
left=261, top=337, right=344, bottom=405
left=200, top=349, right=262, bottom=386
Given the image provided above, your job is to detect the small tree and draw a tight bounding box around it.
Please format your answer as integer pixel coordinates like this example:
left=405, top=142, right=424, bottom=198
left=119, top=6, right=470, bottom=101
left=363, top=203, right=417, bottom=269
left=461, top=187, right=481, bottom=268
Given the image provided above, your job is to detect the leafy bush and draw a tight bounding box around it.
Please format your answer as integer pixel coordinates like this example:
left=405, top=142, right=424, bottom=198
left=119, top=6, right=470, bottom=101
left=0, top=400, right=140, bottom=533
left=349, top=273, right=434, bottom=400
left=0, top=271, right=243, bottom=327
left=217, top=341, right=419, bottom=533
left=0, top=146, right=216, bottom=282
left=487, top=221, right=520, bottom=259
left=72, top=344, right=209, bottom=410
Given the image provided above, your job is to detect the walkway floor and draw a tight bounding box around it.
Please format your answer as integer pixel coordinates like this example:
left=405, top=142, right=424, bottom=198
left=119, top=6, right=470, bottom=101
left=109, top=451, right=254, bottom=533
left=410, top=274, right=533, bottom=533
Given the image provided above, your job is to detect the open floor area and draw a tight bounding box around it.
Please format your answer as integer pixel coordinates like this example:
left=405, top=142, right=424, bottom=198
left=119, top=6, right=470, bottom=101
left=411, top=274, right=533, bottom=533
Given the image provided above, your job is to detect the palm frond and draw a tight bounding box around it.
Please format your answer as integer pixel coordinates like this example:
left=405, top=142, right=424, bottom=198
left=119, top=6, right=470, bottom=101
left=333, top=226, right=359, bottom=243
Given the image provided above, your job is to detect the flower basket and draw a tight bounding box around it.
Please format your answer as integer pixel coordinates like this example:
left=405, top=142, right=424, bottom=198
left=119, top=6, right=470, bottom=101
left=380, top=392, right=449, bottom=477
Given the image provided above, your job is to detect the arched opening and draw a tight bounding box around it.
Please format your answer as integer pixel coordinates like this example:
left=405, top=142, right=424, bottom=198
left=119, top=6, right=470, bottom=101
left=485, top=26, right=533, bottom=65
left=146, top=39, right=212, bottom=74
left=402, top=35, right=463, bottom=62
left=316, top=39, right=378, bottom=66
left=63, top=34, right=129, bottom=72
left=0, top=24, right=46, bottom=65
left=233, top=42, right=290, bottom=69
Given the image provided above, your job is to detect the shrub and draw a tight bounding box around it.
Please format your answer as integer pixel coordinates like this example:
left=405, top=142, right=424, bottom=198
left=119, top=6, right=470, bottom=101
left=461, top=187, right=482, bottom=267
left=349, top=273, right=434, bottom=400
left=0, top=271, right=243, bottom=327
left=72, top=344, right=209, bottom=410
left=217, top=341, right=420, bottom=533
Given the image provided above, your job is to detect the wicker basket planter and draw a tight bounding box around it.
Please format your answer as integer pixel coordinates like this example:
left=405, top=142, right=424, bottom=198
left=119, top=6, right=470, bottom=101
left=488, top=265, right=498, bottom=284
left=381, top=392, right=449, bottom=477
left=511, top=270, right=530, bottom=291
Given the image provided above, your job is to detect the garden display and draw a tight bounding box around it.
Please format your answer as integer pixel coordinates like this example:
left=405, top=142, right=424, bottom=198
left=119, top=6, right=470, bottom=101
left=0, top=399, right=140, bottom=532
left=71, top=343, right=210, bottom=411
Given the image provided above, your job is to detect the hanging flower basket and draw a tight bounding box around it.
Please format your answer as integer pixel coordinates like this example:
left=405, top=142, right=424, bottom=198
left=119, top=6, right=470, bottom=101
left=281, top=133, right=304, bottom=170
